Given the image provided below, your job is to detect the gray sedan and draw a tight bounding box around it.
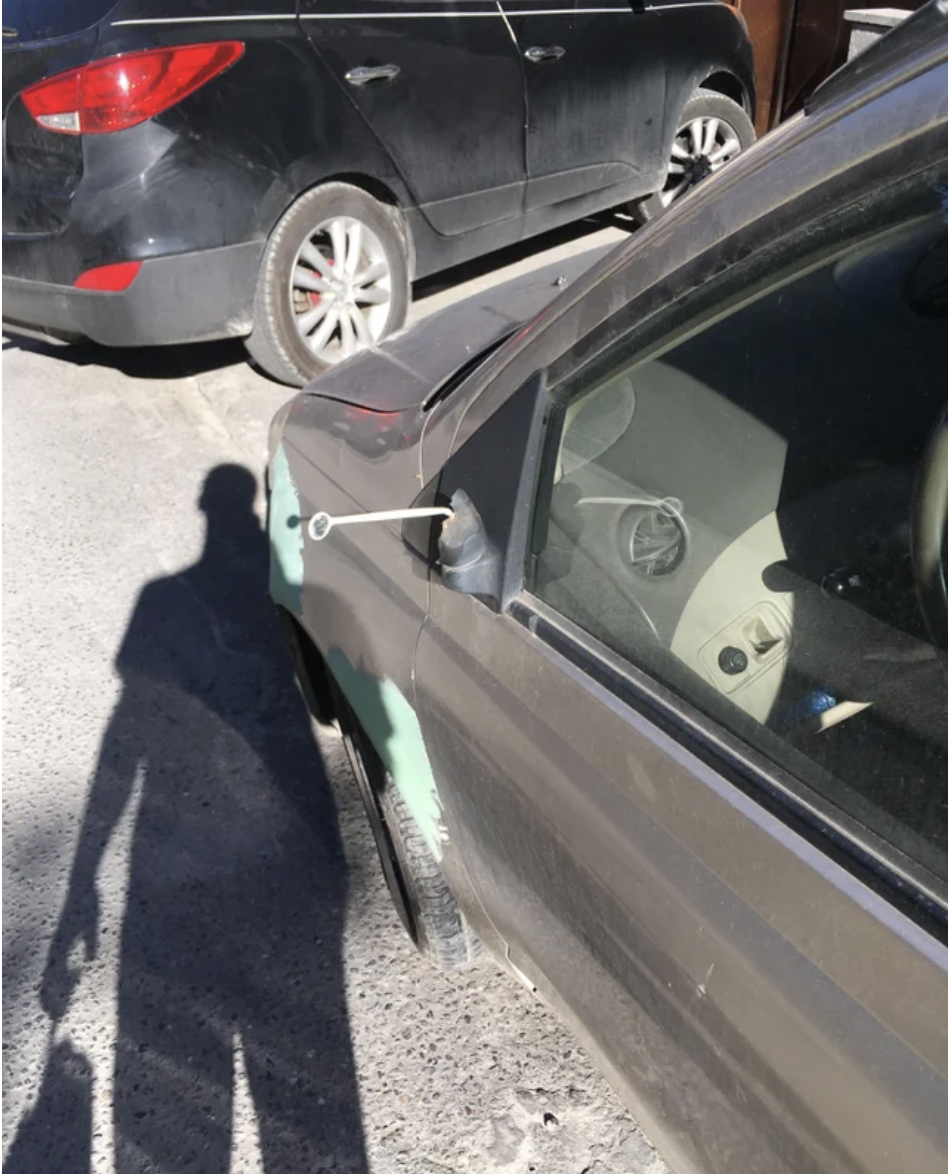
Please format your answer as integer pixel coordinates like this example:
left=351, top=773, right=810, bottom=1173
left=267, top=7, right=948, bottom=1173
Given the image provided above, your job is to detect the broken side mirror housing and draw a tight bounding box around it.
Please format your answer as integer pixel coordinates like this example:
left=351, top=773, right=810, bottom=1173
left=438, top=490, right=503, bottom=600
left=403, top=370, right=549, bottom=610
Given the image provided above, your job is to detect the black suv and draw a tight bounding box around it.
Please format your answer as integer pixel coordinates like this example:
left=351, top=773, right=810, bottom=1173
left=2, top=0, right=754, bottom=383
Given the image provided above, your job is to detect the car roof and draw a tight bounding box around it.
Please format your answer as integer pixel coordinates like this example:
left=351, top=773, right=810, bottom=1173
left=807, top=0, right=948, bottom=115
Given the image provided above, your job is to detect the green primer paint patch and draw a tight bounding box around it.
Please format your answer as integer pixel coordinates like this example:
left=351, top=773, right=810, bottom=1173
left=268, top=444, right=305, bottom=614
left=328, top=648, right=447, bottom=861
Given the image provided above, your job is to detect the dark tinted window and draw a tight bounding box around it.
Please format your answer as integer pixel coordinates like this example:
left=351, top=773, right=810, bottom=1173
left=531, top=205, right=948, bottom=885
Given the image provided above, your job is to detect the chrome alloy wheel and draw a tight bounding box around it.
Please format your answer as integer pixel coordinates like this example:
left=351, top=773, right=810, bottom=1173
left=289, top=216, right=392, bottom=365
left=660, top=115, right=744, bottom=208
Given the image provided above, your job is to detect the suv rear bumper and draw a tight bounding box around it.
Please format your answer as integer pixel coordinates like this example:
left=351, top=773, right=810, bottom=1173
left=2, top=241, right=263, bottom=348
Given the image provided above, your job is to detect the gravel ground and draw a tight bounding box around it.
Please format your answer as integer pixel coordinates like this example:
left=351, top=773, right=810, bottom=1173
left=3, top=219, right=668, bottom=1174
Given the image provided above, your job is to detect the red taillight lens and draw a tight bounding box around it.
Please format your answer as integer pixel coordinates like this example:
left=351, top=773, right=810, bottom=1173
left=21, top=42, right=244, bottom=135
left=74, top=261, right=143, bottom=291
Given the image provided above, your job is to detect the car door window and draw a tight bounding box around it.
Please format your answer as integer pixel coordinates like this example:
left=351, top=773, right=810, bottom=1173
left=529, top=203, right=948, bottom=885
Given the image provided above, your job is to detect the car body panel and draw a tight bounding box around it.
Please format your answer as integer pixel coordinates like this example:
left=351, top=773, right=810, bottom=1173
left=274, top=384, right=430, bottom=750
left=2, top=242, right=263, bottom=345
left=299, top=0, right=528, bottom=236
left=2, top=26, right=98, bottom=238
left=502, top=0, right=753, bottom=213
left=0, top=0, right=120, bottom=41
left=413, top=593, right=948, bottom=1174
left=1, top=2, right=412, bottom=339
left=503, top=0, right=665, bottom=208
left=2, top=8, right=409, bottom=272
left=269, top=423, right=448, bottom=855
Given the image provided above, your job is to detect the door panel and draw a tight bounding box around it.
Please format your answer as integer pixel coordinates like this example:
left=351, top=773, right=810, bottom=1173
left=500, top=0, right=666, bottom=210
left=413, top=586, right=948, bottom=1174
left=299, top=1, right=527, bottom=235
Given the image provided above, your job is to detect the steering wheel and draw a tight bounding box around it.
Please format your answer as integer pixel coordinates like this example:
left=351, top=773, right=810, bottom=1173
left=912, top=403, right=948, bottom=652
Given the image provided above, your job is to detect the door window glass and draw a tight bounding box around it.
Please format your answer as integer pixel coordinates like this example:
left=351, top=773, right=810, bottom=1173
left=530, top=208, right=948, bottom=883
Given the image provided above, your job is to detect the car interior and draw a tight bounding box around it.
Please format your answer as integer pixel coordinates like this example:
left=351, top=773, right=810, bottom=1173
left=533, top=213, right=948, bottom=883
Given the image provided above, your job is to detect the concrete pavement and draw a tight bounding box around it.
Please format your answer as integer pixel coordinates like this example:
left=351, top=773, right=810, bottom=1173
left=2, top=216, right=669, bottom=1174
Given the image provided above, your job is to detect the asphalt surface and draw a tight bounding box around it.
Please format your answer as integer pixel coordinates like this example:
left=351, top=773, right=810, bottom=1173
left=3, top=216, right=670, bottom=1174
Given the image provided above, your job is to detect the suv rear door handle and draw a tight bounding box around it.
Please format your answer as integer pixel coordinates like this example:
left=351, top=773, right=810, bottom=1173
left=524, top=45, right=566, bottom=63
left=345, top=63, right=401, bottom=85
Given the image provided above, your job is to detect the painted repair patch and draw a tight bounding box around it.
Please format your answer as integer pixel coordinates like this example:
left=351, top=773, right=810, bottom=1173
left=268, top=443, right=304, bottom=614
left=328, top=649, right=447, bottom=861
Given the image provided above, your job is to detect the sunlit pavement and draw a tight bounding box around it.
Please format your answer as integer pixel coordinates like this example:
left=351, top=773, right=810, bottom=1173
left=3, top=216, right=668, bottom=1174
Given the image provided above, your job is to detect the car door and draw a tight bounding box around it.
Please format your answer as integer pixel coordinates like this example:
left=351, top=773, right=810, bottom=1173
left=501, top=0, right=754, bottom=213
left=298, top=0, right=527, bottom=235
left=500, top=0, right=666, bottom=210
left=410, top=78, right=948, bottom=1174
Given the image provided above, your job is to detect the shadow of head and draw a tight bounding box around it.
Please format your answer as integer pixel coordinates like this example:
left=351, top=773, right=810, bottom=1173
left=199, top=462, right=259, bottom=517
left=188, top=464, right=269, bottom=597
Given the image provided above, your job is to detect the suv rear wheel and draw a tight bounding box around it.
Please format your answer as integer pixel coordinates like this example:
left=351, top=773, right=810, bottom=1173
left=246, top=182, right=410, bottom=385
left=629, top=88, right=756, bottom=225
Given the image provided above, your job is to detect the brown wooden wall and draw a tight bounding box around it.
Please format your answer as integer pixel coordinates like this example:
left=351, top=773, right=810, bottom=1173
left=725, top=0, right=927, bottom=135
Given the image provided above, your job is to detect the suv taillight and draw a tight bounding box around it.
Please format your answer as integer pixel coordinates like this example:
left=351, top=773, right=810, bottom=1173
left=21, top=42, right=244, bottom=135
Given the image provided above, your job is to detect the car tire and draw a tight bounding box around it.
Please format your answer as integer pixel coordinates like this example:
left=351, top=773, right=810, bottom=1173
left=628, top=88, right=756, bottom=226
left=377, top=779, right=482, bottom=970
left=246, top=182, right=410, bottom=386
left=337, top=692, right=482, bottom=971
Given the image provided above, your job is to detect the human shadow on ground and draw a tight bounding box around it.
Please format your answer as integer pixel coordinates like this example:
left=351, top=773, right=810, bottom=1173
left=6, top=465, right=367, bottom=1174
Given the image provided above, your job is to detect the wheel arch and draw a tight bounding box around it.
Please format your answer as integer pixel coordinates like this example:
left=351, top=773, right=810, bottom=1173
left=256, top=169, right=417, bottom=278
left=700, top=70, right=754, bottom=117
left=276, top=607, right=338, bottom=727
left=328, top=173, right=417, bottom=278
